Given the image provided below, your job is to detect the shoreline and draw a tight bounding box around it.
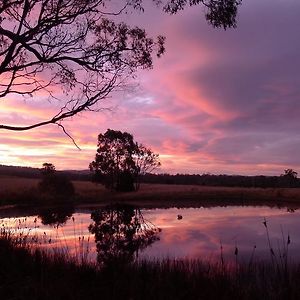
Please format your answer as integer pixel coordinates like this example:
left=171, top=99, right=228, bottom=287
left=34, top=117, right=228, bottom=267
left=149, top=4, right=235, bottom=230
left=1, top=183, right=300, bottom=218
left=2, top=176, right=300, bottom=212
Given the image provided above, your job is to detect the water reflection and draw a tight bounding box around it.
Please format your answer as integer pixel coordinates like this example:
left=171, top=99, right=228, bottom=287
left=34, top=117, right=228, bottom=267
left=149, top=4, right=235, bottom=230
left=38, top=205, right=75, bottom=226
left=141, top=206, right=300, bottom=262
left=2, top=205, right=300, bottom=264
left=88, top=204, right=160, bottom=265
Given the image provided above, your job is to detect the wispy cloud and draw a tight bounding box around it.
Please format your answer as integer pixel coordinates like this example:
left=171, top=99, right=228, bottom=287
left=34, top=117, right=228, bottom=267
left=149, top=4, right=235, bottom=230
left=1, top=0, right=300, bottom=175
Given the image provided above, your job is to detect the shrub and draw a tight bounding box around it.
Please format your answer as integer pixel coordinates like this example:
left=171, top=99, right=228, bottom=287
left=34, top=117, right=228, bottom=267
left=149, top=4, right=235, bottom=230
left=38, top=163, right=74, bottom=201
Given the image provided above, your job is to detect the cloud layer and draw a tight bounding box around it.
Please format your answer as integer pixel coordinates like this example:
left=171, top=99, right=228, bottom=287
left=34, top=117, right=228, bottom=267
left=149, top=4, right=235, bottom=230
left=1, top=0, right=300, bottom=175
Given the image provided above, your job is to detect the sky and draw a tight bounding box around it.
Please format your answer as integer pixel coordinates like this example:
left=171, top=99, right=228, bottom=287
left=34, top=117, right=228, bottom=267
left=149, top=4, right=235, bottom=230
left=1, top=0, right=300, bottom=175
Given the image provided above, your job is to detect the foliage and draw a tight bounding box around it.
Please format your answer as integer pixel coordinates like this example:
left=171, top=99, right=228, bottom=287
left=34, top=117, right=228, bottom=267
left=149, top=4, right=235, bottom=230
left=41, top=163, right=56, bottom=175
left=163, top=0, right=242, bottom=29
left=280, top=169, right=298, bottom=188
left=0, top=0, right=241, bottom=131
left=89, top=129, right=160, bottom=191
left=0, top=0, right=164, bottom=131
left=282, top=169, right=298, bottom=179
left=38, top=163, right=75, bottom=199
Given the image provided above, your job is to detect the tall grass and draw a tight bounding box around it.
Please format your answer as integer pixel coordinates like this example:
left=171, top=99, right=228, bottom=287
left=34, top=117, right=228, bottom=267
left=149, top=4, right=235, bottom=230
left=1, top=218, right=300, bottom=300
left=0, top=216, right=94, bottom=266
left=1, top=234, right=300, bottom=300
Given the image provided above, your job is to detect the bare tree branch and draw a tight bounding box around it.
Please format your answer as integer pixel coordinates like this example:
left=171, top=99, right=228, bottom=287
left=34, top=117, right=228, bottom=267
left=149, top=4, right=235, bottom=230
left=56, top=123, right=81, bottom=150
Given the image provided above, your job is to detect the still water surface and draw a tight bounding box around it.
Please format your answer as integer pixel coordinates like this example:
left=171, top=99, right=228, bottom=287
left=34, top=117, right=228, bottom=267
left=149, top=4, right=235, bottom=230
left=1, top=205, right=300, bottom=264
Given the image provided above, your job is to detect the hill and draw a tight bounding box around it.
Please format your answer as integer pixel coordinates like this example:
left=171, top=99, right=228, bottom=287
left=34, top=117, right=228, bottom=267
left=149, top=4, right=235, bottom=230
left=0, top=165, right=91, bottom=181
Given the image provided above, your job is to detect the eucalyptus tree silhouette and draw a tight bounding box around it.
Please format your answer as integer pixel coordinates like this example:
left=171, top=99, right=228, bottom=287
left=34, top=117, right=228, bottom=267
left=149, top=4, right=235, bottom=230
left=89, top=129, right=160, bottom=192
left=281, top=169, right=298, bottom=187
left=0, top=0, right=241, bottom=132
left=282, top=169, right=298, bottom=179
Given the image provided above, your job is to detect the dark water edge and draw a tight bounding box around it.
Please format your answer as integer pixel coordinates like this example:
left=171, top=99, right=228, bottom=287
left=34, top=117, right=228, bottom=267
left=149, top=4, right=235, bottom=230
left=2, top=183, right=300, bottom=214
left=0, top=198, right=299, bottom=219
left=1, top=236, right=299, bottom=300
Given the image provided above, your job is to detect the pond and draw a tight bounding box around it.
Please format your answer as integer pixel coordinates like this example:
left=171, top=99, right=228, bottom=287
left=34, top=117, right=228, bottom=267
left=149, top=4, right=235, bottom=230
left=1, top=204, right=299, bottom=265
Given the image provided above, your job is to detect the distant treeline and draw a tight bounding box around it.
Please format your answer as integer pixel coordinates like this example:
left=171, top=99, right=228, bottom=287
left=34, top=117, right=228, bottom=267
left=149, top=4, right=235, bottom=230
left=0, top=165, right=41, bottom=178
left=1, top=165, right=300, bottom=188
left=0, top=165, right=91, bottom=181
left=140, top=173, right=300, bottom=188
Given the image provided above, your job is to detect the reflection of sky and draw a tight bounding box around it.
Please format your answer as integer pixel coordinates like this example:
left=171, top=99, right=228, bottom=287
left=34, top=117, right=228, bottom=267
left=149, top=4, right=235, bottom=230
left=1, top=206, right=300, bottom=264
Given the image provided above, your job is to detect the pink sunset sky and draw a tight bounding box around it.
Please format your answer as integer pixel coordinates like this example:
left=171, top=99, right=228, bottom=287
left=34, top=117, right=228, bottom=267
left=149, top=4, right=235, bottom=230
left=1, top=0, right=300, bottom=175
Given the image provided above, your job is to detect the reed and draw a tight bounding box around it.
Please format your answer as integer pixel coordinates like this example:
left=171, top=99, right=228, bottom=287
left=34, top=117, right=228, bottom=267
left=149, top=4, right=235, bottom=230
left=1, top=219, right=300, bottom=300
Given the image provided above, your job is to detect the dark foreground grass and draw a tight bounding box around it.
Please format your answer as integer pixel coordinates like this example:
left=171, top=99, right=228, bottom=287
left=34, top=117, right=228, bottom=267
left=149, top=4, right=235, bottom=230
left=1, top=236, right=300, bottom=300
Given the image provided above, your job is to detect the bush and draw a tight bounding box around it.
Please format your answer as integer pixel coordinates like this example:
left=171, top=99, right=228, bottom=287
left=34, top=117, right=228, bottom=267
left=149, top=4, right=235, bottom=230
left=38, top=172, right=74, bottom=201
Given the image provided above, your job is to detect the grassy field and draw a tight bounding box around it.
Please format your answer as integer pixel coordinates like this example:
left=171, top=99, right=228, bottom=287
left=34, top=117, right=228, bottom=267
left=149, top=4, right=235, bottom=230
left=1, top=175, right=300, bottom=208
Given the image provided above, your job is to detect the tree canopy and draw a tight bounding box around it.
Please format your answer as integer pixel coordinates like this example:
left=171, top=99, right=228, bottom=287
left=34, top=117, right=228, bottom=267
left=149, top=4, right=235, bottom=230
left=0, top=0, right=241, bottom=132
left=41, top=162, right=56, bottom=174
left=89, top=129, right=160, bottom=191
left=282, top=169, right=298, bottom=179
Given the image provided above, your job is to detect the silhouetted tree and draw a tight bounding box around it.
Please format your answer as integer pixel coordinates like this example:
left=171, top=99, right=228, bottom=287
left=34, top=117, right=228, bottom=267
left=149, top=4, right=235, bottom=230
left=282, top=169, right=298, bottom=179
left=0, top=0, right=241, bottom=132
left=41, top=163, right=56, bottom=175
left=38, top=163, right=75, bottom=199
left=163, top=0, right=241, bottom=29
left=281, top=169, right=298, bottom=187
left=89, top=129, right=160, bottom=192
left=88, top=204, right=160, bottom=266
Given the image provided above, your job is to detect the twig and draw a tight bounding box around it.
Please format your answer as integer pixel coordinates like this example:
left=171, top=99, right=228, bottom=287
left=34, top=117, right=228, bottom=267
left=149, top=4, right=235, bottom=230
left=56, top=123, right=81, bottom=150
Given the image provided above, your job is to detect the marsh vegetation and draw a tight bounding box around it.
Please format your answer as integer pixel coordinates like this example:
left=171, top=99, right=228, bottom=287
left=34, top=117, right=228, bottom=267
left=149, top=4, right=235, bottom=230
left=1, top=206, right=300, bottom=300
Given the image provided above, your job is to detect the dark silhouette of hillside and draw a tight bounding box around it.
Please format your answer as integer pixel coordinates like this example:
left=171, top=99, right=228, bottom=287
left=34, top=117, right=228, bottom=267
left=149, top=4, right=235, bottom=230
left=0, top=164, right=91, bottom=181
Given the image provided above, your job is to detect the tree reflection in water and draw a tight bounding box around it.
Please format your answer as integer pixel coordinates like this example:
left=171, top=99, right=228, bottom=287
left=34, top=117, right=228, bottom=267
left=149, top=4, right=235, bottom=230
left=38, top=205, right=75, bottom=226
left=89, top=204, right=160, bottom=266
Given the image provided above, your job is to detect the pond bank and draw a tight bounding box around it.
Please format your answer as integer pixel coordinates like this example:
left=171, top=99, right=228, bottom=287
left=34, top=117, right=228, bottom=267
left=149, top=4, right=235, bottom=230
left=2, top=175, right=300, bottom=209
